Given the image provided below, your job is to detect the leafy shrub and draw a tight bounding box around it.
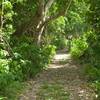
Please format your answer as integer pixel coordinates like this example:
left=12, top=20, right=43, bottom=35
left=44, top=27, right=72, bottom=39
left=70, top=37, right=88, bottom=58
left=84, top=64, right=100, bottom=81
left=0, top=36, right=56, bottom=98
left=41, top=45, right=56, bottom=67
left=0, top=72, right=14, bottom=92
left=0, top=58, right=14, bottom=94
left=91, top=81, right=100, bottom=99
left=10, top=36, right=56, bottom=79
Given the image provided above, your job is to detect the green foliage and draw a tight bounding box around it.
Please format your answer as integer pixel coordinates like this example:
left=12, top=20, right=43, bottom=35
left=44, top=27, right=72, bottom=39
left=3, top=81, right=25, bottom=100
left=0, top=51, right=23, bottom=99
left=65, top=0, right=90, bottom=36
left=42, top=45, right=56, bottom=66
left=65, top=0, right=90, bottom=55
left=83, top=2, right=100, bottom=98
left=48, top=16, right=65, bottom=34
left=0, top=81, right=25, bottom=100
left=0, top=0, right=57, bottom=96
left=0, top=72, right=14, bottom=92
left=1, top=0, right=100, bottom=99
left=52, top=35, right=67, bottom=50
left=70, top=37, right=88, bottom=58
left=0, top=36, right=56, bottom=99
left=45, top=16, right=67, bottom=50
left=84, top=65, right=100, bottom=81
left=2, top=0, right=14, bottom=37
left=91, top=81, right=100, bottom=99
left=87, top=0, right=100, bottom=34
left=12, top=0, right=37, bottom=31
left=9, top=36, right=56, bottom=79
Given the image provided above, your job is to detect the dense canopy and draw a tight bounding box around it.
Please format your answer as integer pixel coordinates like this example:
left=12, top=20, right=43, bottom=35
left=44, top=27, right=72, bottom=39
left=0, top=0, right=100, bottom=99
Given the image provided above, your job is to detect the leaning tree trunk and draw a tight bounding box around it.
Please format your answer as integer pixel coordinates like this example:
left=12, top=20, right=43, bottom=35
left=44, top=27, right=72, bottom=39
left=13, top=0, right=46, bottom=45
left=13, top=0, right=72, bottom=45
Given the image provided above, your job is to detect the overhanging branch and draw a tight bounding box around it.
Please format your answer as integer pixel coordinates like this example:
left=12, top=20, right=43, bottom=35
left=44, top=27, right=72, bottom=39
left=38, top=0, right=73, bottom=30
left=45, top=0, right=55, bottom=14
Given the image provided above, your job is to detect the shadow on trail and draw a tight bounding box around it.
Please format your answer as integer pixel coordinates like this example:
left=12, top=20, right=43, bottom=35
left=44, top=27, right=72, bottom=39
left=19, top=52, right=96, bottom=100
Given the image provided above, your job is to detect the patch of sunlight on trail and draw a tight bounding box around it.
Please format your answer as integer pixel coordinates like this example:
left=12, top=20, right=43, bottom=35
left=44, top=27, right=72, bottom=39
left=49, top=53, right=71, bottom=69
left=49, top=64, right=64, bottom=69
left=54, top=53, right=71, bottom=61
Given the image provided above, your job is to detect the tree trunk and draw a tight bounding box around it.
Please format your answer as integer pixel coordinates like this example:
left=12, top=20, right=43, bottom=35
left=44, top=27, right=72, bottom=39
left=13, top=0, right=72, bottom=45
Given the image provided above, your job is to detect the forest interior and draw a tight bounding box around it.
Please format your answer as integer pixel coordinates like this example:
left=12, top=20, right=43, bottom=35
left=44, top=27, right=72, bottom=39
left=0, top=0, right=100, bottom=100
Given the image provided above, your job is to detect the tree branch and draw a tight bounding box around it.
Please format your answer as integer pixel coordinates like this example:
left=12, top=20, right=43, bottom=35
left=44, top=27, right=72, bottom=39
left=65, top=0, right=73, bottom=15
left=47, top=0, right=73, bottom=21
left=45, top=0, right=55, bottom=14
left=38, top=0, right=73, bottom=30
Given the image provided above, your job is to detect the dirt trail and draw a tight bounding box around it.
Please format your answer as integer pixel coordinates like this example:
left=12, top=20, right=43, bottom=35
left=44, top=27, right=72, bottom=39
left=19, top=51, right=96, bottom=100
